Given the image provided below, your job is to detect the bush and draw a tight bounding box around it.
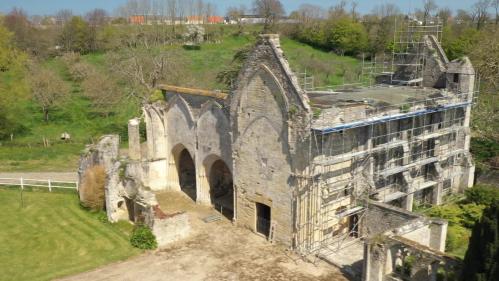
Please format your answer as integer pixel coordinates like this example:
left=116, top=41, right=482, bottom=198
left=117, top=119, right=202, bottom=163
left=465, top=185, right=499, bottom=206
left=80, top=165, right=106, bottom=211
left=446, top=224, right=470, bottom=253
left=130, top=225, right=157, bottom=250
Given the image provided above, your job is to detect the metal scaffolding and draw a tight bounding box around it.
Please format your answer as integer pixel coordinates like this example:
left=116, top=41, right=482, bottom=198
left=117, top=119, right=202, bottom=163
left=295, top=92, right=477, bottom=257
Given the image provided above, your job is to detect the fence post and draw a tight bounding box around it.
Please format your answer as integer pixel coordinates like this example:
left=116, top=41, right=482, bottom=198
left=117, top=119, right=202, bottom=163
left=20, top=177, right=24, bottom=190
left=48, top=179, right=52, bottom=192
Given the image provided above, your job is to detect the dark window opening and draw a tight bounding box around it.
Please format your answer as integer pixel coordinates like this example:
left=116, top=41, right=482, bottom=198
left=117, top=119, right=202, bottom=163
left=256, top=203, right=271, bottom=237
left=453, top=73, right=459, bottom=83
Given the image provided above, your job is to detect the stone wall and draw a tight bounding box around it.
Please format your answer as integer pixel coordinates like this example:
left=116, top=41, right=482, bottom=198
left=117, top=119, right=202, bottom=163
left=152, top=212, right=191, bottom=248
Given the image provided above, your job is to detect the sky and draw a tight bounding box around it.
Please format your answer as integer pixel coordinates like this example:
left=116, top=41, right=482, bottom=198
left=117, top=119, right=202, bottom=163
left=0, top=0, right=481, bottom=17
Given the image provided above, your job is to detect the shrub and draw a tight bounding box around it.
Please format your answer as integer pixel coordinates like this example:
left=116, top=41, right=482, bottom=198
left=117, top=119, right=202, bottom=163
left=465, top=185, right=499, bottom=206
left=446, top=224, right=470, bottom=252
left=130, top=225, right=157, bottom=250
left=80, top=165, right=106, bottom=211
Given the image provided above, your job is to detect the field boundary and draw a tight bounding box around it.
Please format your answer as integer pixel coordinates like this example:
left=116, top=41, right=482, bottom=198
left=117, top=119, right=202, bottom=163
left=0, top=177, right=78, bottom=191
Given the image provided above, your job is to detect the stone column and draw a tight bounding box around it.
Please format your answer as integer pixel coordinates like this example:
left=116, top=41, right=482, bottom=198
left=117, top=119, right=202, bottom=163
left=128, top=118, right=141, bottom=161
left=432, top=183, right=443, bottom=205
left=429, top=220, right=448, bottom=252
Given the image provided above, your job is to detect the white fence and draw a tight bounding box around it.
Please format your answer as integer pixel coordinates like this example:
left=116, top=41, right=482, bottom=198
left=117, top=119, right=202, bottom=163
left=0, top=177, right=78, bottom=192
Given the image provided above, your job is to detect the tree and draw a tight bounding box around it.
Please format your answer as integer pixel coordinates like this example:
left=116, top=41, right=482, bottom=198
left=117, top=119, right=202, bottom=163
left=253, top=0, right=284, bottom=32
left=55, top=9, right=73, bottom=25
left=472, top=0, right=491, bottom=30
left=326, top=17, right=368, bottom=55
left=29, top=65, right=70, bottom=122
left=106, top=48, right=185, bottom=103
left=492, top=0, right=499, bottom=25
left=0, top=22, right=28, bottom=139
left=438, top=7, right=453, bottom=26
left=422, top=0, right=438, bottom=24
left=85, top=8, right=108, bottom=26
left=59, top=16, right=93, bottom=53
left=82, top=72, right=123, bottom=117
left=461, top=202, right=499, bottom=281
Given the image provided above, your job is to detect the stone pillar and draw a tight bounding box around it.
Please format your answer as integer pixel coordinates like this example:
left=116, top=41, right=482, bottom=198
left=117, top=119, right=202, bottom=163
left=403, top=192, right=414, bottom=212
left=128, top=118, right=141, bottom=161
left=429, top=220, right=448, bottom=252
left=432, top=183, right=443, bottom=205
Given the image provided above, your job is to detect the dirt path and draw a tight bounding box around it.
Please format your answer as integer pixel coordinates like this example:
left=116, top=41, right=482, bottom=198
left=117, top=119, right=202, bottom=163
left=0, top=172, right=77, bottom=182
left=59, top=191, right=350, bottom=281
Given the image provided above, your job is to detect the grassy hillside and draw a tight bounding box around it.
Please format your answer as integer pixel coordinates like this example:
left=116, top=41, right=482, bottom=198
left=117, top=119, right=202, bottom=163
left=0, top=34, right=361, bottom=172
left=0, top=187, right=141, bottom=281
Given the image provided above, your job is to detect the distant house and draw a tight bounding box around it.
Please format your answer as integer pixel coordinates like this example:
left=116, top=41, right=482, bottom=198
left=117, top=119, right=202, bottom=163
left=239, top=15, right=266, bottom=24
left=207, top=16, right=224, bottom=24
left=129, top=15, right=145, bottom=25
left=186, top=16, right=203, bottom=25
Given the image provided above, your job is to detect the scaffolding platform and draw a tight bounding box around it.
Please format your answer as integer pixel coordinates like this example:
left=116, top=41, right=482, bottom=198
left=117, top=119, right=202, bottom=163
left=376, top=156, right=439, bottom=178
left=381, top=191, right=407, bottom=203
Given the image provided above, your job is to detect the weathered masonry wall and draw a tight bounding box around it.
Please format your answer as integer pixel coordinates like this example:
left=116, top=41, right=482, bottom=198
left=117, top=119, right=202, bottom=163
left=230, top=35, right=310, bottom=245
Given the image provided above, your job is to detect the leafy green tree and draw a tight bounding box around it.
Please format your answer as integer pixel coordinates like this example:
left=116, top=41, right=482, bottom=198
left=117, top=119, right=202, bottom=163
left=326, top=18, right=368, bottom=55
left=59, top=16, right=92, bottom=54
left=0, top=21, right=28, bottom=139
left=461, top=202, right=499, bottom=281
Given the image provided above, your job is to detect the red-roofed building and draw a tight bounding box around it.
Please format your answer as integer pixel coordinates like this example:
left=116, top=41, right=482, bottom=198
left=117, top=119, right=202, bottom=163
left=129, top=15, right=145, bottom=25
left=207, top=16, right=224, bottom=24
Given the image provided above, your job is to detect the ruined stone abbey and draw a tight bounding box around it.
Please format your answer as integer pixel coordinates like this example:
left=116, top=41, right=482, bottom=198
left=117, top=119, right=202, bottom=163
left=79, top=33, right=476, bottom=280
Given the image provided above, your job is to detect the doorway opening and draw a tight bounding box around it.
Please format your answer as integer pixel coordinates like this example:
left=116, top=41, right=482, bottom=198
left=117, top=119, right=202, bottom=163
left=209, top=159, right=234, bottom=220
left=256, top=203, right=271, bottom=237
left=177, top=149, right=196, bottom=201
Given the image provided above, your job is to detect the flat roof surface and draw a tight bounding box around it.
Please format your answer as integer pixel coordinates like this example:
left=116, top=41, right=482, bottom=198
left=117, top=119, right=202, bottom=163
left=307, top=86, right=443, bottom=108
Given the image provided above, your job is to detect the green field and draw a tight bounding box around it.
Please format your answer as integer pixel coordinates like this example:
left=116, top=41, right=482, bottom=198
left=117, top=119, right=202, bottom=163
left=0, top=187, right=141, bottom=281
left=0, top=34, right=361, bottom=172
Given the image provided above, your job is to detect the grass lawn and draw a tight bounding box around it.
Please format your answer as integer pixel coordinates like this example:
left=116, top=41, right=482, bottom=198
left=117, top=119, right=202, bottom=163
left=0, top=187, right=141, bottom=281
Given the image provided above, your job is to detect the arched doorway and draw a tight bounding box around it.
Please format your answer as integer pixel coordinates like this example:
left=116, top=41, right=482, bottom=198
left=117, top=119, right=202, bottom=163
left=177, top=149, right=196, bottom=201
left=208, top=159, right=233, bottom=220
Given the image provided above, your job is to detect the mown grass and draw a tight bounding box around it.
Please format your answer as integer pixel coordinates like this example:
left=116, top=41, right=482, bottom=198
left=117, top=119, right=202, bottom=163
left=0, top=187, right=141, bottom=281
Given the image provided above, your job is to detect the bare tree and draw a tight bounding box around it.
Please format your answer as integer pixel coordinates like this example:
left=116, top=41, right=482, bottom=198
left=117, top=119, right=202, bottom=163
left=107, top=48, right=185, bottom=103
left=472, top=0, right=491, bottom=29
left=85, top=9, right=108, bottom=26
left=29, top=65, right=70, bottom=122
left=55, top=9, right=73, bottom=25
left=493, top=0, right=499, bottom=25
left=292, top=4, right=325, bottom=23
left=329, top=0, right=348, bottom=18
left=82, top=73, right=123, bottom=117
left=438, top=7, right=453, bottom=26
left=372, top=3, right=400, bottom=19
left=351, top=1, right=359, bottom=22
left=422, top=0, right=438, bottom=23
left=253, top=0, right=284, bottom=32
